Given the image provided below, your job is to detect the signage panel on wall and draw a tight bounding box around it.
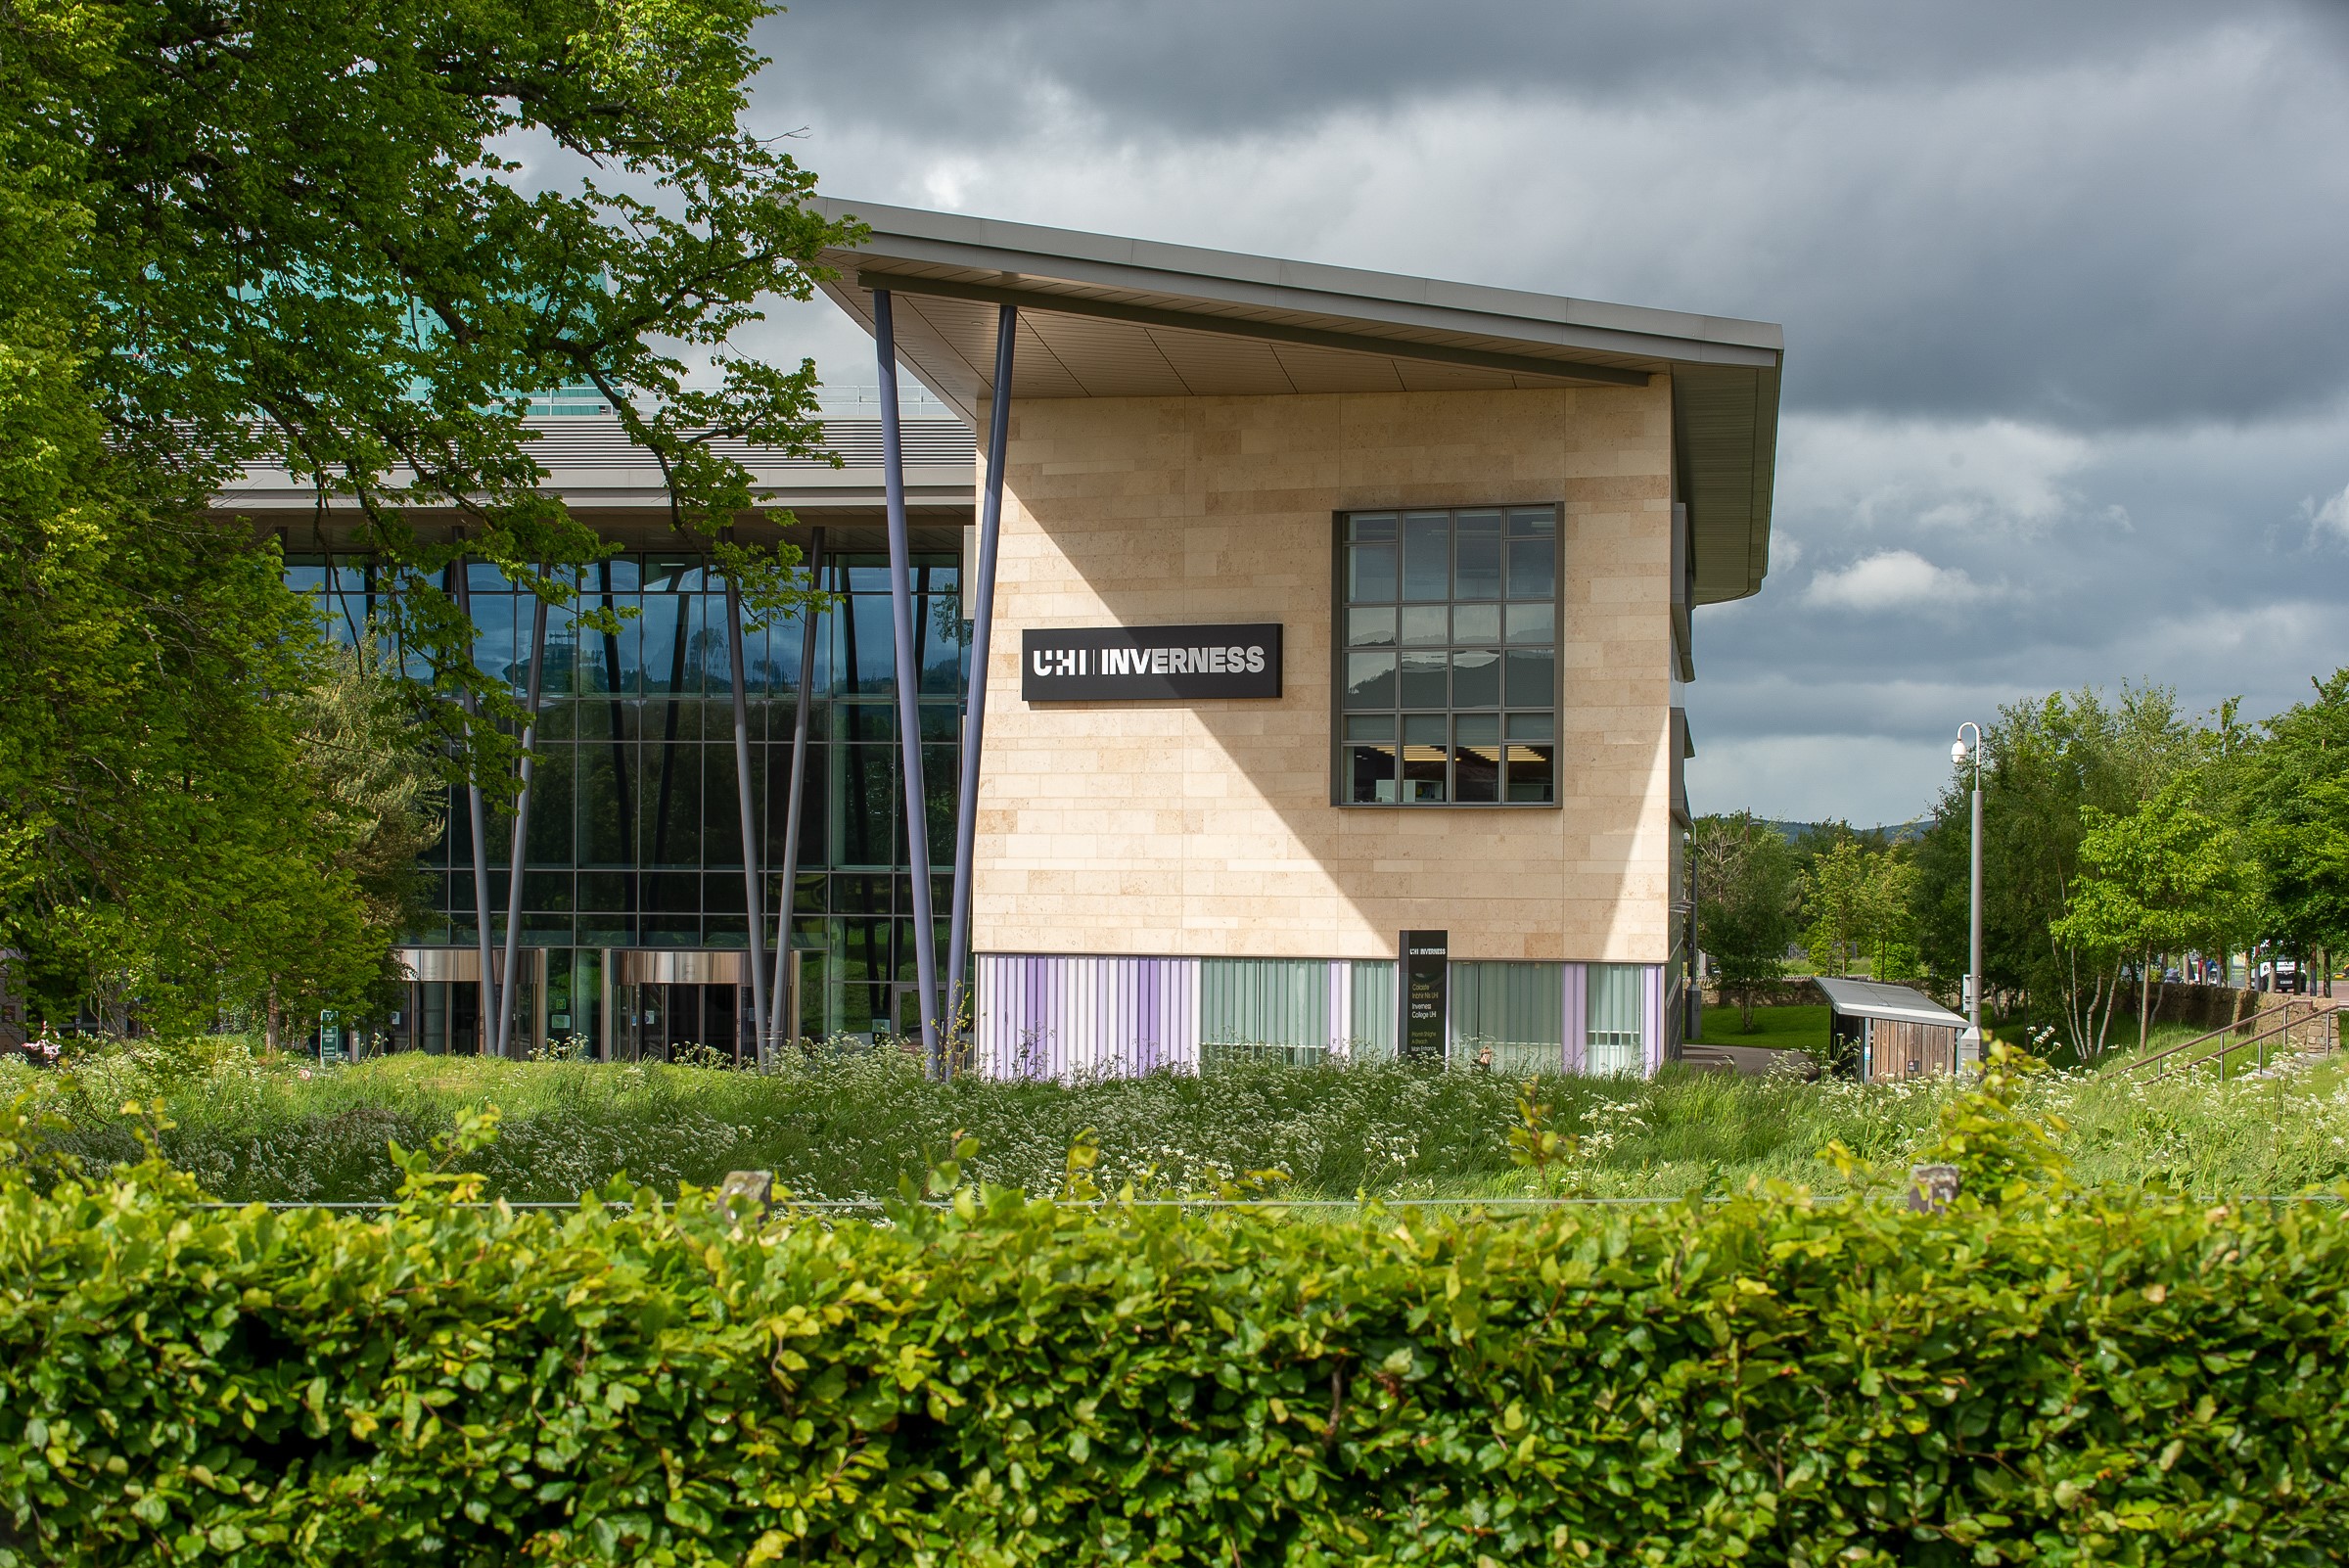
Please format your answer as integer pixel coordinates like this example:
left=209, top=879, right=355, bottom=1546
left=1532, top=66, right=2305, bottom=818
left=1399, top=930, right=1449, bottom=1060
left=1022, top=623, right=1282, bottom=703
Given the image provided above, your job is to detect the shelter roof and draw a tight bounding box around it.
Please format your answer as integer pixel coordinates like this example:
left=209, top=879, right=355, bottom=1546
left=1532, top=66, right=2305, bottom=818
left=810, top=199, right=1781, bottom=603
left=1811, top=977, right=1969, bottom=1029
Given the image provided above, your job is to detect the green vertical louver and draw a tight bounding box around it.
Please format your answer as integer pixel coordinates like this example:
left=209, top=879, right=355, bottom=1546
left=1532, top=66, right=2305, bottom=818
left=1201, top=958, right=1331, bottom=1067
left=1450, top=961, right=1563, bottom=1074
left=1348, top=961, right=1398, bottom=1061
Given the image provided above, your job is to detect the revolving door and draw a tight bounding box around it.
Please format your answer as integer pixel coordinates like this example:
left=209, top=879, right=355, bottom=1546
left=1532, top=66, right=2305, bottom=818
left=607, top=949, right=760, bottom=1064
left=389, top=946, right=548, bottom=1056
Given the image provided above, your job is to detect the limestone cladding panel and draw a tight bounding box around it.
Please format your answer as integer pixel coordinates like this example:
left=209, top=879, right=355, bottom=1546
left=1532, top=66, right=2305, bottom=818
left=973, top=385, right=1677, bottom=963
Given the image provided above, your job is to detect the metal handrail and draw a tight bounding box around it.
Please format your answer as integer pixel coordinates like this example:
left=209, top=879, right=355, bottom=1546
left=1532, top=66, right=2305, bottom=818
left=2129, top=1007, right=2274, bottom=1076
left=2139, top=997, right=2339, bottom=1082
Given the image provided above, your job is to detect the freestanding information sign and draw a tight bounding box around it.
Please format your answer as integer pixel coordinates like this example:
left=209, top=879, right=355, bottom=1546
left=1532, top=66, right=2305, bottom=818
left=1399, top=930, right=1449, bottom=1060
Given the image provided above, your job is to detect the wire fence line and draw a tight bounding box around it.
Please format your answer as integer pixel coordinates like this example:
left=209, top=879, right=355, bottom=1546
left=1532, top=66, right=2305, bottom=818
left=181, top=1192, right=2349, bottom=1214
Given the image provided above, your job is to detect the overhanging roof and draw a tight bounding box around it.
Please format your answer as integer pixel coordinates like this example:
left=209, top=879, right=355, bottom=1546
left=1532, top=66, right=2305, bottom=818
left=1812, top=978, right=1968, bottom=1030
left=212, top=417, right=977, bottom=515
left=811, top=198, right=1781, bottom=603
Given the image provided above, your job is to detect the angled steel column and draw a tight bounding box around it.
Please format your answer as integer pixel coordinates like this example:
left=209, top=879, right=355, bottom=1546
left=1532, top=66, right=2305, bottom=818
left=944, top=304, right=1017, bottom=1057
left=724, top=570, right=770, bottom=1064
left=874, top=290, right=942, bottom=1067
left=766, top=527, right=825, bottom=1055
left=451, top=562, right=499, bottom=1052
left=494, top=589, right=549, bottom=1058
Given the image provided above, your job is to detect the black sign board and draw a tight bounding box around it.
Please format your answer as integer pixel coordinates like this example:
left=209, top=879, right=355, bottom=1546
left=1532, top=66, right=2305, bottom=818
left=1022, top=623, right=1282, bottom=703
left=1400, top=929, right=1449, bottom=1060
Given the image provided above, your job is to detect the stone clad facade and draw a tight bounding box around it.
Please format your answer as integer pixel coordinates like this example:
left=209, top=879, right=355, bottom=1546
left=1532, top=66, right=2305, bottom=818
left=973, top=382, right=1677, bottom=969
left=803, top=199, right=1777, bottom=1076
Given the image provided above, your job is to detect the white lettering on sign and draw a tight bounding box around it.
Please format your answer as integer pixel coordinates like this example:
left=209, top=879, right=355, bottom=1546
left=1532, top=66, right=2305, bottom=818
left=1096, top=642, right=1272, bottom=675
left=1021, top=623, right=1281, bottom=702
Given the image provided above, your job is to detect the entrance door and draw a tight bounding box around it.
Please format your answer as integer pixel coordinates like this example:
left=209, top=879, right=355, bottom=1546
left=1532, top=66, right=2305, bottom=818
left=619, top=982, right=748, bottom=1062
left=390, top=948, right=550, bottom=1055
left=610, top=950, right=752, bottom=1063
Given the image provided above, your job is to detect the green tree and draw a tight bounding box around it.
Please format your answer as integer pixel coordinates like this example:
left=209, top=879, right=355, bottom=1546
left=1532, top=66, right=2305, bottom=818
left=2, top=0, right=839, bottom=1027
left=1800, top=836, right=1874, bottom=977
left=1692, top=812, right=1799, bottom=1030
left=2236, top=669, right=2349, bottom=976
left=0, top=68, right=382, bottom=1031
left=2050, top=785, right=2257, bottom=1062
left=1911, top=684, right=2203, bottom=1052
left=1864, top=852, right=1922, bottom=983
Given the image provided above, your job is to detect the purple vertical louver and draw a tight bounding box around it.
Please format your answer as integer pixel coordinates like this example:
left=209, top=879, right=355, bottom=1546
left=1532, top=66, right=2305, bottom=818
left=973, top=953, right=1204, bottom=1082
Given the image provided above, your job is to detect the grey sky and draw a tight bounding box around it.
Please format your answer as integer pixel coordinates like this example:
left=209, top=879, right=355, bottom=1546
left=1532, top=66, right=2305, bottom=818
left=735, top=1, right=2349, bottom=824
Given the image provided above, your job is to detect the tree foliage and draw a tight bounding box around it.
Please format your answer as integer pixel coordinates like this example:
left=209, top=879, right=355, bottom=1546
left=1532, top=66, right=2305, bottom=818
left=2050, top=784, right=2258, bottom=1061
left=2236, top=669, right=2349, bottom=961
left=1691, top=811, right=1799, bottom=1028
left=1911, top=685, right=2205, bottom=1053
left=1, top=0, right=837, bottom=1025
left=1797, top=835, right=1916, bottom=981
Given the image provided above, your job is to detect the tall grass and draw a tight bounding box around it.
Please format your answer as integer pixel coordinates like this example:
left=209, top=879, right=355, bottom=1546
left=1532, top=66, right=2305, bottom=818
left=8, top=1038, right=2348, bottom=1202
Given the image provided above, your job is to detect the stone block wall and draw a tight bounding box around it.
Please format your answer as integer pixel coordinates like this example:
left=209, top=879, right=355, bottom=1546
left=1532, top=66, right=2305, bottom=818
left=972, top=382, right=1677, bottom=967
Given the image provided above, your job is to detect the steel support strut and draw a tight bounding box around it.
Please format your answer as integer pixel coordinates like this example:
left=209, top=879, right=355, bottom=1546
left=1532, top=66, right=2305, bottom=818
left=452, top=562, right=499, bottom=1052
left=874, top=290, right=942, bottom=1067
left=724, top=568, right=770, bottom=1064
left=944, top=303, right=1017, bottom=1061
left=767, top=528, right=824, bottom=1055
left=495, top=588, right=549, bottom=1057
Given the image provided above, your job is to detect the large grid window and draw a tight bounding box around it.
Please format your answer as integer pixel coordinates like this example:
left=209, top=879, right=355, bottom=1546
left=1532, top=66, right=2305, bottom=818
left=1338, top=506, right=1558, bottom=806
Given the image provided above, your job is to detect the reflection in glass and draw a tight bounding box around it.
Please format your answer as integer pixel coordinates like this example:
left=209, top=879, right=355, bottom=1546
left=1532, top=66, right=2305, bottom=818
left=1337, top=505, right=1560, bottom=808
left=1346, top=606, right=1397, bottom=647
left=1505, top=648, right=1556, bottom=707
left=1348, top=544, right=1397, bottom=603
left=1451, top=649, right=1500, bottom=708
left=1453, top=714, right=1500, bottom=803
left=1402, top=512, right=1451, bottom=601
left=1508, top=536, right=1555, bottom=599
left=1344, top=652, right=1397, bottom=709
left=1399, top=651, right=1448, bottom=709
left=1451, top=603, right=1499, bottom=643
left=1398, top=604, right=1448, bottom=645
left=1453, top=510, right=1502, bottom=599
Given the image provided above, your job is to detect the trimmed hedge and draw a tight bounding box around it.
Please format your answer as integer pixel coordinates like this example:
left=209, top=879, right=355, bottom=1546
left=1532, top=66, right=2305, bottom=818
left=5, top=1127, right=2349, bottom=1563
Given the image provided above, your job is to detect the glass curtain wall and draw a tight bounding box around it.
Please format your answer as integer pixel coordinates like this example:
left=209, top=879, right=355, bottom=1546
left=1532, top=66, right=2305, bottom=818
left=287, top=550, right=967, bottom=1046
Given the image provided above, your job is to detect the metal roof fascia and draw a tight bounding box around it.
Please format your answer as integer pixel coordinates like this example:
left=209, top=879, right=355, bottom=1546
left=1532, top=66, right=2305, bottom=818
left=813, top=200, right=1779, bottom=609
left=814, top=197, right=1782, bottom=366
left=851, top=269, right=1655, bottom=390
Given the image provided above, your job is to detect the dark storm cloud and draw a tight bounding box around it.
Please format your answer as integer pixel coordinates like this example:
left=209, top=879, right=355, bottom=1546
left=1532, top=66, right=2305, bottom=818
left=760, top=0, right=2349, bottom=431
left=762, top=0, right=2267, bottom=136
left=740, top=2, right=2349, bottom=822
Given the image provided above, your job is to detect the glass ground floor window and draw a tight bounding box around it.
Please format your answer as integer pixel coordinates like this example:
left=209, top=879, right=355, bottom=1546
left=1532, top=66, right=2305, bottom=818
left=288, top=546, right=971, bottom=1039
left=1337, top=505, right=1559, bottom=805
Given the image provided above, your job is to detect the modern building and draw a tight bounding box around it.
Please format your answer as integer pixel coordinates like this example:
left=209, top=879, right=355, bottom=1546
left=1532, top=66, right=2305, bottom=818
left=230, top=202, right=1781, bottom=1075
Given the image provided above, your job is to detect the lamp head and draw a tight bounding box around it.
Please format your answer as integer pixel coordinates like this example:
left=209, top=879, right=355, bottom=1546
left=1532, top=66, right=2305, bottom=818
left=1951, top=739, right=1968, bottom=765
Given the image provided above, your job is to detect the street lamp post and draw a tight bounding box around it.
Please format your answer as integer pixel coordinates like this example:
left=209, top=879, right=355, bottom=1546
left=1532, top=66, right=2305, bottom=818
left=1952, top=724, right=1985, bottom=1068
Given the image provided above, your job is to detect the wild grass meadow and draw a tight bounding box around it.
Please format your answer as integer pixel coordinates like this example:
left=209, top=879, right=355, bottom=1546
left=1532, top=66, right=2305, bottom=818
left=9, top=1034, right=2348, bottom=1203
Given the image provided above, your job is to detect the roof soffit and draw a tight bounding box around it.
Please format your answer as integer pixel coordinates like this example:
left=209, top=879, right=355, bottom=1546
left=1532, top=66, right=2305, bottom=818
left=809, top=198, right=1780, bottom=609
